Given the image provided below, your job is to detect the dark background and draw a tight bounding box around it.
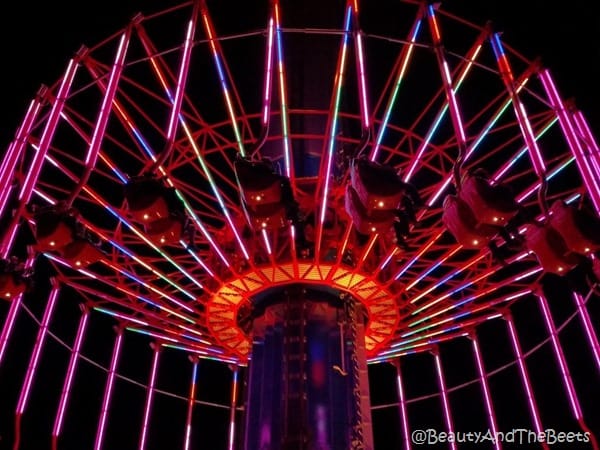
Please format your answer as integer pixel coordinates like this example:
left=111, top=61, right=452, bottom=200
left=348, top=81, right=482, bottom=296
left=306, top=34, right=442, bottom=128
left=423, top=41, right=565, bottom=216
left=1, top=1, right=598, bottom=149
left=0, top=1, right=598, bottom=449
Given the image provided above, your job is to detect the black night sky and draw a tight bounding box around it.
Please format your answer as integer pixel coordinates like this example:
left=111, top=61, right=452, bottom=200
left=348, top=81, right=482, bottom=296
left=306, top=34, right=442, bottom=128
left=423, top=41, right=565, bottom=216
left=0, top=1, right=599, bottom=449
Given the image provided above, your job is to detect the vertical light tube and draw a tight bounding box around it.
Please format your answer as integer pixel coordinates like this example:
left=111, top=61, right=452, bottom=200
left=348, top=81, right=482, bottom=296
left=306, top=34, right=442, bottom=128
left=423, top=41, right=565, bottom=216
left=18, top=57, right=79, bottom=202
left=350, top=0, right=370, bottom=129
left=184, top=357, right=199, bottom=450
left=571, top=110, right=600, bottom=186
left=164, top=9, right=197, bottom=154
left=53, top=308, right=90, bottom=439
left=537, top=292, right=584, bottom=417
left=68, top=29, right=131, bottom=205
left=274, top=1, right=294, bottom=182
left=94, top=328, right=124, bottom=450
left=393, top=359, right=411, bottom=450
left=135, top=23, right=249, bottom=263
left=83, top=59, right=229, bottom=272
left=262, top=16, right=275, bottom=126
left=538, top=69, right=600, bottom=213
left=139, top=344, right=161, bottom=450
left=370, top=9, right=423, bottom=161
left=470, top=333, right=501, bottom=450
left=228, top=366, right=239, bottom=450
left=1, top=57, right=79, bottom=257
left=425, top=5, right=468, bottom=163
left=572, top=291, right=600, bottom=373
left=0, top=92, right=44, bottom=218
left=490, top=33, right=546, bottom=179
left=433, top=351, right=457, bottom=450
left=201, top=9, right=245, bottom=156
left=504, top=314, right=548, bottom=447
left=0, top=293, right=24, bottom=366
left=16, top=285, right=61, bottom=414
left=315, top=5, right=352, bottom=258
left=403, top=31, right=486, bottom=182
left=0, top=255, right=35, bottom=366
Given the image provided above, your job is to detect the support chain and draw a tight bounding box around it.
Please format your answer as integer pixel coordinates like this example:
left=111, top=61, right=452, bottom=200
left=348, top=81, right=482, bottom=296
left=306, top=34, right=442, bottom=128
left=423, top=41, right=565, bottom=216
left=347, top=299, right=366, bottom=450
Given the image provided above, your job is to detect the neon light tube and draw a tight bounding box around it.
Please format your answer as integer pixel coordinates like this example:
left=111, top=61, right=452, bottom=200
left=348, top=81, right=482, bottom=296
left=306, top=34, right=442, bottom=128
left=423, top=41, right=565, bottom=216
left=45, top=252, right=196, bottom=325
left=490, top=33, right=546, bottom=179
left=139, top=346, right=161, bottom=450
left=37, top=158, right=205, bottom=298
left=350, top=0, right=370, bottom=128
left=0, top=293, right=24, bottom=366
left=94, top=307, right=150, bottom=327
left=572, top=110, right=600, bottom=188
left=426, top=5, right=467, bottom=157
left=274, top=2, right=294, bottom=181
left=539, top=69, right=600, bottom=213
left=94, top=330, right=124, bottom=450
left=471, top=334, right=501, bottom=450
left=537, top=293, right=582, bottom=418
left=164, top=12, right=197, bottom=158
left=315, top=5, right=352, bottom=257
left=0, top=95, right=43, bottom=218
left=434, top=351, right=457, bottom=450
left=404, top=289, right=531, bottom=337
left=228, top=367, right=239, bottom=450
left=370, top=11, right=423, bottom=161
left=263, top=17, right=275, bottom=125
left=0, top=59, right=79, bottom=257
left=0, top=255, right=35, bottom=366
left=16, top=285, right=60, bottom=415
left=505, top=315, right=546, bottom=439
left=83, top=62, right=229, bottom=270
left=572, top=291, right=600, bottom=373
left=394, top=359, right=411, bottom=450
left=19, top=58, right=79, bottom=202
left=184, top=359, right=199, bottom=450
left=69, top=30, right=130, bottom=206
left=53, top=309, right=90, bottom=438
left=201, top=12, right=245, bottom=156
left=133, top=25, right=248, bottom=264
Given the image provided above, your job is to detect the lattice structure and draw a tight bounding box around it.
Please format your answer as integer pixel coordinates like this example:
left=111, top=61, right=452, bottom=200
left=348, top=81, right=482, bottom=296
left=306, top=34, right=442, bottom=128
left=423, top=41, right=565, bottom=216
left=0, top=1, right=599, bottom=449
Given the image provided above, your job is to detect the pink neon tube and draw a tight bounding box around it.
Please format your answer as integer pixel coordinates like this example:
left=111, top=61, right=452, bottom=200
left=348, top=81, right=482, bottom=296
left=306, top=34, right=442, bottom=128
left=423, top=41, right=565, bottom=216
left=228, top=366, right=239, bottom=450
left=571, top=110, right=600, bottom=188
left=94, top=330, right=124, bottom=450
left=537, top=293, right=582, bottom=418
left=139, top=345, right=161, bottom=450
left=394, top=359, right=411, bottom=450
left=0, top=58, right=79, bottom=258
left=12, top=286, right=60, bottom=450
left=68, top=30, right=131, bottom=206
left=538, top=69, right=600, bottom=213
left=274, top=1, right=294, bottom=181
left=315, top=5, right=352, bottom=259
left=184, top=359, right=199, bottom=450
left=536, top=292, right=598, bottom=447
left=16, top=286, right=60, bottom=414
left=490, top=33, right=546, bottom=180
left=433, top=351, right=457, bottom=450
left=572, top=291, right=600, bottom=373
left=504, top=315, right=548, bottom=448
left=471, top=334, right=501, bottom=450
left=370, top=6, right=424, bottom=161
left=426, top=5, right=467, bottom=156
left=52, top=309, right=90, bottom=442
left=0, top=94, right=43, bottom=218
left=350, top=0, right=370, bottom=128
left=0, top=254, right=35, bottom=366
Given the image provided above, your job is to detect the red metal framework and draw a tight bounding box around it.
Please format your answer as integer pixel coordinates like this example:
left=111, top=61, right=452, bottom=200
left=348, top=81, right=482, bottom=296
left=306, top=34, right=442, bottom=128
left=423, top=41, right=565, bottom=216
left=0, top=0, right=599, bottom=449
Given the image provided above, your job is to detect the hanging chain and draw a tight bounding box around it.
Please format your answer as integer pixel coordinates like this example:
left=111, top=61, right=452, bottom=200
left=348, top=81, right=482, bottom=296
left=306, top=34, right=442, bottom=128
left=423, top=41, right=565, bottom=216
left=347, top=299, right=366, bottom=450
